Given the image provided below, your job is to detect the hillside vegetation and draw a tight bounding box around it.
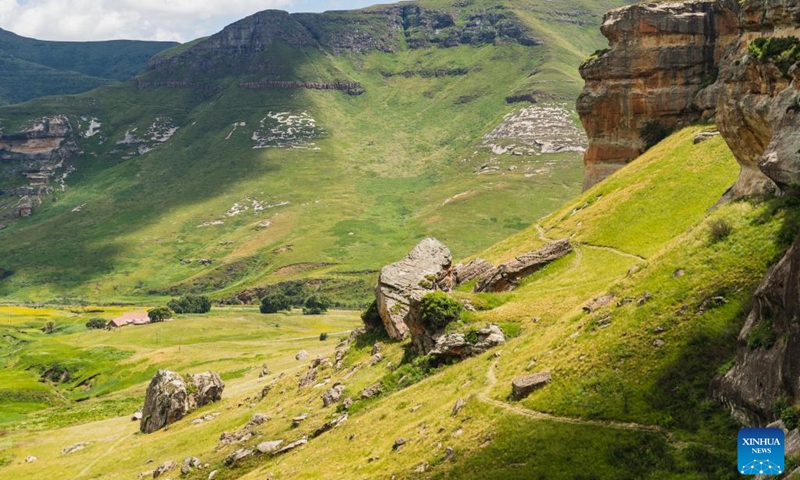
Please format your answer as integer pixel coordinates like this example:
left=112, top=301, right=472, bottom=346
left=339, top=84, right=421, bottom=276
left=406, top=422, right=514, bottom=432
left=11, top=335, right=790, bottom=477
left=0, top=126, right=790, bottom=479
left=0, top=0, right=631, bottom=304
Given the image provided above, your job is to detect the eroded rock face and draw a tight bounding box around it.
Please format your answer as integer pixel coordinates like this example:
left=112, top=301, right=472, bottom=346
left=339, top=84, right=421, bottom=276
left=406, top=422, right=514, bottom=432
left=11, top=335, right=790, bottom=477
left=140, top=370, right=224, bottom=433
left=429, top=324, right=506, bottom=360
left=577, top=1, right=738, bottom=190
left=712, top=234, right=800, bottom=426
left=474, top=240, right=572, bottom=293
left=375, top=238, right=453, bottom=340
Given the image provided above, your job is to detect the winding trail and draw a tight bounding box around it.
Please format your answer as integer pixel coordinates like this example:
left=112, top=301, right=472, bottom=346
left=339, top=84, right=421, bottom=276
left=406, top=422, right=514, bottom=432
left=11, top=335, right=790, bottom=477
left=477, top=360, right=667, bottom=435
left=77, top=431, right=136, bottom=478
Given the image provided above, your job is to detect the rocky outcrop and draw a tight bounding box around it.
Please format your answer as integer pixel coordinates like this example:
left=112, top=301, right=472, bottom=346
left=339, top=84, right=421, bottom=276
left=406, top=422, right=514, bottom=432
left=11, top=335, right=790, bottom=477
left=375, top=238, right=454, bottom=340
left=511, top=371, right=552, bottom=399
left=474, top=239, right=572, bottom=292
left=578, top=1, right=738, bottom=190
left=429, top=324, right=506, bottom=360
left=140, top=370, right=224, bottom=433
left=712, top=234, right=800, bottom=426
left=238, top=81, right=364, bottom=96
left=453, top=258, right=494, bottom=285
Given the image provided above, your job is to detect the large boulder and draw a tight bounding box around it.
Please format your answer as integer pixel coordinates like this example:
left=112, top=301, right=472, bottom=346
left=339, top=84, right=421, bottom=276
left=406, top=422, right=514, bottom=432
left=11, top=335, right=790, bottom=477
left=474, top=240, right=572, bottom=292
left=140, top=370, right=224, bottom=433
left=512, top=371, right=552, bottom=399
left=375, top=238, right=454, bottom=339
left=429, top=324, right=506, bottom=360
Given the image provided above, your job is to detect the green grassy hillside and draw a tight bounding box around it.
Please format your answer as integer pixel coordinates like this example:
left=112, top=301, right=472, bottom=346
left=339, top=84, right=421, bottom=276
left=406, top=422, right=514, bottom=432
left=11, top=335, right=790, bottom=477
left=0, top=28, right=176, bottom=105
left=0, top=126, right=789, bottom=479
left=0, top=0, right=633, bottom=304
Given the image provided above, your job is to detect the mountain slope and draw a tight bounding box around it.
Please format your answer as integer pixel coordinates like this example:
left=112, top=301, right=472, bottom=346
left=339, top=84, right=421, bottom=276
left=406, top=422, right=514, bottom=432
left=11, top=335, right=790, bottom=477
left=0, top=28, right=177, bottom=105
left=0, top=125, right=784, bottom=479
left=0, top=0, right=634, bottom=303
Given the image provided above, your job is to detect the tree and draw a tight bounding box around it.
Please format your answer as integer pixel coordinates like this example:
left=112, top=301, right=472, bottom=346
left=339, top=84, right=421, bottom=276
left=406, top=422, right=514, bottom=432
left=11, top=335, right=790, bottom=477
left=319, top=332, right=329, bottom=341
left=167, top=295, right=212, bottom=314
left=148, top=307, right=173, bottom=323
left=260, top=292, right=291, bottom=314
left=419, top=292, right=462, bottom=330
left=86, top=318, right=107, bottom=329
left=42, top=320, right=57, bottom=334
left=302, top=295, right=331, bottom=315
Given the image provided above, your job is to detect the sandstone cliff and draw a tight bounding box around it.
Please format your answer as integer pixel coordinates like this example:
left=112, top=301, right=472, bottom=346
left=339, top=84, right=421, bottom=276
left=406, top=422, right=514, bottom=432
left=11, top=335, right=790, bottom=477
left=577, top=0, right=737, bottom=190
left=582, top=0, right=800, bottom=425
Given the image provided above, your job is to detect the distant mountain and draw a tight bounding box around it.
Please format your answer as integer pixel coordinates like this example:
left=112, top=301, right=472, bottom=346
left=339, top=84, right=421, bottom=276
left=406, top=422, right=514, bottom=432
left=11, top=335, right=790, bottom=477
left=0, top=28, right=177, bottom=105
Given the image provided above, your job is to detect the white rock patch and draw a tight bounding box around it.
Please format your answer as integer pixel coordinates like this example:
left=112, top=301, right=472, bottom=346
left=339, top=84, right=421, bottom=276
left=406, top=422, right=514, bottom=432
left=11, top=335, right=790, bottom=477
left=252, top=112, right=323, bottom=149
left=484, top=104, right=588, bottom=155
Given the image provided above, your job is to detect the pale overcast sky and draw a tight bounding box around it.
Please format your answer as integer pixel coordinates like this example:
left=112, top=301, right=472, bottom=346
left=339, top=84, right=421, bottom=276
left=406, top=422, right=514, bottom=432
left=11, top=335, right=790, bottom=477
left=0, top=0, right=389, bottom=43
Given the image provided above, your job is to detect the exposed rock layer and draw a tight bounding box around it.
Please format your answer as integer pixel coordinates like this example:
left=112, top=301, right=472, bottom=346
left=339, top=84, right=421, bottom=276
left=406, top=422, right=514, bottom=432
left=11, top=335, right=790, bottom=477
left=474, top=239, right=572, bottom=293
left=140, top=370, right=224, bottom=433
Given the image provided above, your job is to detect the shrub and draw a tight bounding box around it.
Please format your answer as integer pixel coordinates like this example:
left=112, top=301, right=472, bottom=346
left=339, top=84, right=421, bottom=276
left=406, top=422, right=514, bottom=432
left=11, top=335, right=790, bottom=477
left=640, top=121, right=671, bottom=150
left=302, top=295, right=331, bottom=315
left=783, top=407, right=799, bottom=430
left=361, top=300, right=384, bottom=330
left=42, top=321, right=56, bottom=334
left=419, top=292, right=463, bottom=330
left=260, top=292, right=290, bottom=314
left=147, top=307, right=172, bottom=323
left=167, top=295, right=211, bottom=314
left=319, top=332, right=329, bottom=341
left=747, top=318, right=776, bottom=350
left=708, top=218, right=733, bottom=243
left=85, top=318, right=106, bottom=329
left=748, top=36, right=800, bottom=76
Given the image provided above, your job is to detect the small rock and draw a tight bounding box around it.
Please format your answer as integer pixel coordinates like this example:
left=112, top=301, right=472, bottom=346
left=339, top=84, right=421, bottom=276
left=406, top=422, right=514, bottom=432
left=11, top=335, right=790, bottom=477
left=693, top=130, right=720, bottom=144
left=653, top=326, right=665, bottom=334
left=272, top=437, right=307, bottom=456
left=180, top=457, right=201, bottom=475
left=257, top=440, right=284, bottom=454
left=342, top=397, right=354, bottom=410
left=208, top=471, right=218, bottom=480
left=371, top=342, right=382, bottom=356
left=361, top=383, right=381, bottom=399
left=393, top=438, right=407, bottom=450
left=451, top=397, right=467, bottom=417
left=672, top=269, right=686, bottom=278
left=637, top=292, right=652, bottom=307
left=410, top=404, right=422, bottom=412
left=322, top=383, right=345, bottom=407
left=292, top=414, right=309, bottom=427
left=295, top=350, right=309, bottom=361
left=511, top=371, right=552, bottom=399
left=137, top=472, right=153, bottom=480
left=653, top=339, right=666, bottom=348
left=62, top=442, right=89, bottom=455
left=583, top=294, right=615, bottom=313
left=616, top=298, right=634, bottom=307
left=246, top=413, right=268, bottom=428
left=132, top=410, right=142, bottom=421
left=153, top=460, right=178, bottom=478
left=444, top=447, right=454, bottom=462
left=224, top=448, right=254, bottom=465
left=259, top=363, right=270, bottom=377
left=24, top=456, right=37, bottom=463
left=413, top=463, right=428, bottom=473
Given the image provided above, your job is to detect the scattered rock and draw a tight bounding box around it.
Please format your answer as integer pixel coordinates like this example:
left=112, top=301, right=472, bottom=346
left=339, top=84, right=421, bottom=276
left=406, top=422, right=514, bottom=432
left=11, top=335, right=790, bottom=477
left=295, top=350, right=309, bottom=361
left=62, top=442, right=89, bottom=455
left=393, top=438, right=407, bottom=451
left=451, top=397, right=467, bottom=417
left=298, top=368, right=318, bottom=388
left=444, top=447, right=454, bottom=462
left=322, top=383, right=345, bottom=407
left=636, top=292, right=651, bottom=307
left=224, top=448, right=254, bottom=465
left=140, top=370, right=224, bottom=433
left=259, top=363, right=271, bottom=377
left=698, top=296, right=727, bottom=313
left=272, top=437, right=307, bottom=456
left=132, top=410, right=142, bottom=421
left=312, top=413, right=348, bottom=438
left=257, top=440, right=284, bottom=454
left=693, top=130, right=720, bottom=144
left=652, top=339, right=666, bottom=348
left=24, top=456, right=37, bottom=463
left=429, top=324, right=506, bottom=359
left=153, top=460, right=178, bottom=478
left=511, top=371, right=552, bottom=399
left=653, top=326, right=665, bottom=334
left=672, top=269, right=686, bottom=278
left=138, top=471, right=153, bottom=479
left=342, top=397, right=354, bottom=410
left=371, top=342, right=382, bottom=356
left=616, top=298, right=634, bottom=307
left=474, top=239, right=572, bottom=293
left=292, top=414, right=309, bottom=427
left=208, top=471, right=218, bottom=480
left=361, top=383, right=381, bottom=399
left=370, top=353, right=384, bottom=365
left=583, top=294, right=615, bottom=313
left=246, top=413, right=268, bottom=428
left=453, top=258, right=494, bottom=285
left=413, top=463, right=429, bottom=473
left=181, top=457, right=202, bottom=475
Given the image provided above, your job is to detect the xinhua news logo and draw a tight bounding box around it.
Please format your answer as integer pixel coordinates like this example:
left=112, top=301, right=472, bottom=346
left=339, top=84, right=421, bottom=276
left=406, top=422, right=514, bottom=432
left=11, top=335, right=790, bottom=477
left=738, top=428, right=785, bottom=475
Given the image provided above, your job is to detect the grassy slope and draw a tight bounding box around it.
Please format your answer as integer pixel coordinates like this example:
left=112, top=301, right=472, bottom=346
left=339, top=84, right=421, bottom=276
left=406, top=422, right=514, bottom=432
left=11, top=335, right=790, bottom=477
left=0, top=126, right=791, bottom=479
left=0, top=28, right=176, bottom=105
left=0, top=0, right=630, bottom=304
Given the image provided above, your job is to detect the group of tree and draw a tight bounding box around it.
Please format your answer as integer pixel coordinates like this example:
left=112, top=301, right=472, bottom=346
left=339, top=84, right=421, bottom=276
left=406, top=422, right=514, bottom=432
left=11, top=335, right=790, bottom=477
left=260, top=292, right=332, bottom=316
left=167, top=294, right=212, bottom=314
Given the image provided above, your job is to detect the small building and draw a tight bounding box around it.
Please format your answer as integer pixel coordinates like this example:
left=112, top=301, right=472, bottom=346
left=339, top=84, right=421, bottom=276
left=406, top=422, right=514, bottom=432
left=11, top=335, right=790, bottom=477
left=107, top=312, right=151, bottom=329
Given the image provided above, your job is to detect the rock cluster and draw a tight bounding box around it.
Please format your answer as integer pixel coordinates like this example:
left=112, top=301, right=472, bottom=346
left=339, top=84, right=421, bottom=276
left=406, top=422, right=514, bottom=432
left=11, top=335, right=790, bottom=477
left=429, top=324, right=506, bottom=360
left=140, top=370, right=224, bottom=433
left=474, top=239, right=572, bottom=292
